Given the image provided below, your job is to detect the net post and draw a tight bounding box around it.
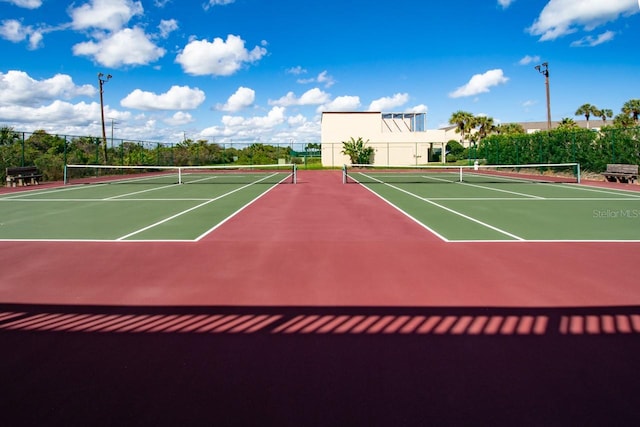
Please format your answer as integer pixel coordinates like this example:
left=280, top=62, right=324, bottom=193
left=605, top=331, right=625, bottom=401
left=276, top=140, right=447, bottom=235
left=63, top=164, right=68, bottom=185
left=576, top=163, right=581, bottom=184
left=342, top=164, right=347, bottom=184
left=459, top=166, right=463, bottom=183
left=292, top=163, right=297, bottom=184
left=178, top=167, right=182, bottom=184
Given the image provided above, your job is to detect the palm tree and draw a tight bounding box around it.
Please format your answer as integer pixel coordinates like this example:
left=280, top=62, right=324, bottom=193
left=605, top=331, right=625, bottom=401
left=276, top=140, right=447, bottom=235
left=496, top=123, right=525, bottom=135
left=575, top=103, right=599, bottom=129
left=474, top=116, right=496, bottom=141
left=613, top=113, right=635, bottom=128
left=597, top=108, right=613, bottom=124
left=449, top=111, right=474, bottom=144
left=341, top=137, right=374, bottom=165
left=622, top=99, right=640, bottom=124
left=558, top=117, right=579, bottom=130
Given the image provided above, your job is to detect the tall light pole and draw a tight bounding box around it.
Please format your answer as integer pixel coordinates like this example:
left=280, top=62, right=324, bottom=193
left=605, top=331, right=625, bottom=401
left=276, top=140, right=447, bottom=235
left=534, top=62, right=551, bottom=130
left=98, top=72, right=112, bottom=163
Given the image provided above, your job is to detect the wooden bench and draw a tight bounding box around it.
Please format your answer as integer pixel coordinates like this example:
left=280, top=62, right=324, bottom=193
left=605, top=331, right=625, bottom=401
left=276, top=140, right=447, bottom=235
left=602, top=164, right=638, bottom=184
left=5, top=166, right=43, bottom=187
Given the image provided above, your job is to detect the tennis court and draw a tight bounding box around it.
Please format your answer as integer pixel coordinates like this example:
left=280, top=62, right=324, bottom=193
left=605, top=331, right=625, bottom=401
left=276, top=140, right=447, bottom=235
left=2, top=168, right=640, bottom=426
left=344, top=164, right=640, bottom=242
left=0, top=164, right=296, bottom=241
left=2, top=162, right=639, bottom=242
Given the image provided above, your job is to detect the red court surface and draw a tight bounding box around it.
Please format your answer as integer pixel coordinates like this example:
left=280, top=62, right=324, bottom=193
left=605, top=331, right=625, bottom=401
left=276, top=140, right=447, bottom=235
left=1, top=170, right=639, bottom=426
left=1, top=170, right=638, bottom=307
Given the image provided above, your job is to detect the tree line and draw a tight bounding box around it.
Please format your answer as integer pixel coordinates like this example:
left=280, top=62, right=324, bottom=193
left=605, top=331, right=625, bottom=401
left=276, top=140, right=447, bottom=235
left=0, top=128, right=296, bottom=183
left=446, top=99, right=640, bottom=171
left=448, top=99, right=640, bottom=144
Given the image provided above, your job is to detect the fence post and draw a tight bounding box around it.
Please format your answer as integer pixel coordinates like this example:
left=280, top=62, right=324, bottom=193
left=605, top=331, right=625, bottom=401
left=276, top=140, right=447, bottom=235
left=21, top=132, right=25, bottom=166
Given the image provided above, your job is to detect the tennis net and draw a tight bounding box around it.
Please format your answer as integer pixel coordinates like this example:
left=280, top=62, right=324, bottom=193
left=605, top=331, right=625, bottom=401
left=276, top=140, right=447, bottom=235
left=343, top=163, right=581, bottom=184
left=64, top=163, right=297, bottom=185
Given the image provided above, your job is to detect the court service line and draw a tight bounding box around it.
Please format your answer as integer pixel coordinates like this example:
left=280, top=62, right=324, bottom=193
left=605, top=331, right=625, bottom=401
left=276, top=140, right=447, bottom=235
left=105, top=182, right=180, bottom=199
left=359, top=173, right=525, bottom=241
left=116, top=173, right=279, bottom=241
left=419, top=174, right=544, bottom=199
left=457, top=182, right=545, bottom=199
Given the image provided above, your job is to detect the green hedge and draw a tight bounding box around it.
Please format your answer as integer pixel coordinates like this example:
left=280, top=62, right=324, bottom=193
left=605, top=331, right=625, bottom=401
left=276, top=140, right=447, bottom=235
left=475, top=127, right=640, bottom=172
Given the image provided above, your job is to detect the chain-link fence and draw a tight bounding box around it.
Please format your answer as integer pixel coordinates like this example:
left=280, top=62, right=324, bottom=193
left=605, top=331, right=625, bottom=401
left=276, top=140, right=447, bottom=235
left=0, top=129, right=319, bottom=183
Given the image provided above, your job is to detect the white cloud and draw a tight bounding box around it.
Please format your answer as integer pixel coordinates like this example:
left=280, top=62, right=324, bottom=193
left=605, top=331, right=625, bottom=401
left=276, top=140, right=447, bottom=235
left=409, top=104, right=428, bottom=114
left=176, top=34, right=267, bottom=76
left=297, top=71, right=333, bottom=87
left=570, top=30, right=616, bottom=47
left=203, top=0, right=235, bottom=10
left=158, top=19, right=178, bottom=39
left=318, top=95, right=361, bottom=112
left=0, top=19, right=47, bottom=50
left=449, top=69, right=508, bottom=98
left=70, top=0, right=144, bottom=32
left=164, top=111, right=194, bottom=126
left=270, top=88, right=331, bottom=107
left=217, top=86, right=255, bottom=112
left=200, top=106, right=286, bottom=140
left=0, top=70, right=95, bottom=107
left=298, top=70, right=336, bottom=88
left=317, top=71, right=336, bottom=88
left=528, top=0, right=639, bottom=41
left=73, top=27, right=165, bottom=67
left=368, top=93, right=409, bottom=111
left=287, top=114, right=307, bottom=127
left=519, top=55, right=541, bottom=65
left=1, top=0, right=42, bottom=8
left=286, top=66, right=307, bottom=75
left=498, top=0, right=514, bottom=9
left=0, top=19, right=29, bottom=42
left=120, top=85, right=205, bottom=110
left=0, top=100, right=101, bottom=125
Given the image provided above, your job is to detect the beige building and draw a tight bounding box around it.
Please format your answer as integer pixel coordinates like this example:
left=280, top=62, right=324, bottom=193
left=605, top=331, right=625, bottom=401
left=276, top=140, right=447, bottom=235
left=321, top=111, right=447, bottom=167
left=320, top=112, right=605, bottom=167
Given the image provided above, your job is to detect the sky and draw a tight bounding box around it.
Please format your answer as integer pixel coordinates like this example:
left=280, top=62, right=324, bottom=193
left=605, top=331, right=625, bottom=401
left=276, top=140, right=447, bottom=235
left=0, top=0, right=639, bottom=146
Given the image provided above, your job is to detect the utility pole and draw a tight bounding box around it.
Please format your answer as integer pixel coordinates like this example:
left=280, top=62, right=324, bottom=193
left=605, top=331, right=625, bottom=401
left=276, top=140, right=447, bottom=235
left=534, top=62, right=551, bottom=130
left=98, top=72, right=112, bottom=163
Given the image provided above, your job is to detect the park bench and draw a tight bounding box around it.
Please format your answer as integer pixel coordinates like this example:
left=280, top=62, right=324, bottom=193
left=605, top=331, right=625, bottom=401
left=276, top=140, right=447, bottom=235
left=5, top=166, right=43, bottom=187
left=601, top=164, right=638, bottom=184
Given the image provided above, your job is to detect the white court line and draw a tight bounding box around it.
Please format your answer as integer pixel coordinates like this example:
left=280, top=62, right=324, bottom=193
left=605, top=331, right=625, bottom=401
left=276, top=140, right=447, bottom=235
left=456, top=181, right=544, bottom=199
left=401, top=172, right=544, bottom=199
left=356, top=184, right=451, bottom=242
left=358, top=173, right=525, bottom=241
left=450, top=239, right=640, bottom=243
left=425, top=197, right=640, bottom=201
left=0, top=183, right=109, bottom=199
left=116, top=173, right=279, bottom=240
left=105, top=183, right=180, bottom=199
left=564, top=183, right=640, bottom=198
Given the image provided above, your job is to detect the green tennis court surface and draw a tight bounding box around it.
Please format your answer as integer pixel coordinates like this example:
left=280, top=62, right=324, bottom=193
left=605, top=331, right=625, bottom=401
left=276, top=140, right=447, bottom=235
left=346, top=170, right=640, bottom=242
left=0, top=168, right=293, bottom=241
